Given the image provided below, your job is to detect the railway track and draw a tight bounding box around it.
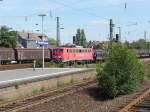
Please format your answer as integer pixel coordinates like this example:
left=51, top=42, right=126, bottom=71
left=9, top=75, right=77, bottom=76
left=0, top=80, right=97, bottom=112
left=0, top=63, right=32, bottom=71
left=119, top=88, right=150, bottom=112
left=0, top=57, right=150, bottom=71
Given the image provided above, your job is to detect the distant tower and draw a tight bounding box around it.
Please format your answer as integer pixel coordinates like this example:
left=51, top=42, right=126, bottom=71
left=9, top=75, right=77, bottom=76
left=56, top=17, right=60, bottom=47
left=73, top=36, right=76, bottom=44
left=109, top=19, right=114, bottom=49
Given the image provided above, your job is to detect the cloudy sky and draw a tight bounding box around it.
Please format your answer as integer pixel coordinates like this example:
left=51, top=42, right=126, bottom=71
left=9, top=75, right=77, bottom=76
left=0, top=0, right=149, bottom=43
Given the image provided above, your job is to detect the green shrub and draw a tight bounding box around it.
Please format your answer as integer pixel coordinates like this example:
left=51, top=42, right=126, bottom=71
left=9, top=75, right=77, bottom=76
left=34, top=59, right=42, bottom=68
left=40, top=86, right=46, bottom=92
left=57, top=61, right=65, bottom=68
left=97, top=45, right=146, bottom=99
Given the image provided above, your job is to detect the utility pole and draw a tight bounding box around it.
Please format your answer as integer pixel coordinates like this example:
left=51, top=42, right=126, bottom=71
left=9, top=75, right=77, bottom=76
left=109, top=19, right=114, bottom=49
left=38, top=14, right=46, bottom=70
left=144, top=31, right=147, bottom=50
left=118, top=27, right=121, bottom=42
left=56, top=17, right=60, bottom=47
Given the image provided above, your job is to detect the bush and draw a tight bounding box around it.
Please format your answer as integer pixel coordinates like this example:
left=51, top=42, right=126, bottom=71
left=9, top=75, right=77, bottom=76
left=97, top=45, right=146, bottom=99
left=57, top=61, right=65, bottom=68
left=34, top=59, right=42, bottom=68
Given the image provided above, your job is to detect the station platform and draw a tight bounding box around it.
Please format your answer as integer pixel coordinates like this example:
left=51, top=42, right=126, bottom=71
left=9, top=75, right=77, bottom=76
left=0, top=68, right=96, bottom=102
left=0, top=68, right=88, bottom=88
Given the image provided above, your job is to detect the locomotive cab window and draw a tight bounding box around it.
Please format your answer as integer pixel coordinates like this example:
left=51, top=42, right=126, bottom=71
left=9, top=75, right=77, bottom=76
left=60, top=49, right=63, bottom=52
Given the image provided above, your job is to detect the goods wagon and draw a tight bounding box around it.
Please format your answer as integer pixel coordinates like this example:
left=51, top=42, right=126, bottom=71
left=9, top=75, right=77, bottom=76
left=15, top=48, right=51, bottom=63
left=95, top=50, right=109, bottom=60
left=134, top=49, right=150, bottom=58
left=0, top=48, right=15, bottom=64
left=52, top=47, right=93, bottom=62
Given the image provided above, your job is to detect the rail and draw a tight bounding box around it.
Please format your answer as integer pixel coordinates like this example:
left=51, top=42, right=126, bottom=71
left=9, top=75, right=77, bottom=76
left=0, top=80, right=97, bottom=112
left=119, top=88, right=150, bottom=112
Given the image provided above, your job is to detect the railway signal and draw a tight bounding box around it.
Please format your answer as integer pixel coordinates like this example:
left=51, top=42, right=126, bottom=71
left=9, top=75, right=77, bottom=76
left=115, top=34, right=119, bottom=42
left=117, top=27, right=121, bottom=42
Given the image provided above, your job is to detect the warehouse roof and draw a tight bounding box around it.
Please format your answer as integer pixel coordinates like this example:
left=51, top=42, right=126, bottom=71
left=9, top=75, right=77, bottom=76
left=18, top=32, right=48, bottom=41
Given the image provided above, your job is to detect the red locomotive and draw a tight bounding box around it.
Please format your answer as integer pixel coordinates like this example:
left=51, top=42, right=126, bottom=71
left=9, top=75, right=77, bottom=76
left=52, top=47, right=93, bottom=62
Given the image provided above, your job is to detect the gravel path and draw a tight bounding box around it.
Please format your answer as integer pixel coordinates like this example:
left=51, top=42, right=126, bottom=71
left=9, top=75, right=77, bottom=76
left=20, top=61, right=150, bottom=112
left=20, top=85, right=147, bottom=112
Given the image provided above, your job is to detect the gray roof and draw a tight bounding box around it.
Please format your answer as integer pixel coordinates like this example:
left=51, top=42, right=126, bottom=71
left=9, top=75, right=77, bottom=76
left=18, top=32, right=48, bottom=41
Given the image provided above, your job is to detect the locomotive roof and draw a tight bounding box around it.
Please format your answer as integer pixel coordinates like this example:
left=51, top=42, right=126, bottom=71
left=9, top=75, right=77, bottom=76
left=53, top=47, right=92, bottom=49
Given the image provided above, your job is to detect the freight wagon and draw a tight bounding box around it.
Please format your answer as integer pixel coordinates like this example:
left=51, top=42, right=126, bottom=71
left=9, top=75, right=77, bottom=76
left=94, top=50, right=109, bottom=60
left=0, top=48, right=16, bottom=64
left=134, top=49, right=150, bottom=58
left=15, top=48, right=51, bottom=63
left=0, top=48, right=51, bottom=64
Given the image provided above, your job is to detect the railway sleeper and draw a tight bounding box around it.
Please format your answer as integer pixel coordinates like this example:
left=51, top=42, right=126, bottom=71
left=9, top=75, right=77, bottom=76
left=130, top=109, right=150, bottom=112
left=134, top=104, right=150, bottom=109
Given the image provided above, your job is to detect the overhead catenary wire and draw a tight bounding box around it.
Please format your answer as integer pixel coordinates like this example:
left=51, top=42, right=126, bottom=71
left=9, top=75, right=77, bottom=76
left=0, top=0, right=107, bottom=21
left=49, top=0, right=109, bottom=20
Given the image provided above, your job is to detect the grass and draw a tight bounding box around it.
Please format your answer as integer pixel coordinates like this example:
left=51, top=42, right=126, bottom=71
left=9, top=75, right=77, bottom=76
left=83, top=76, right=91, bottom=81
left=40, top=86, right=46, bottom=92
left=14, top=82, right=20, bottom=89
left=0, top=96, right=6, bottom=102
left=48, top=61, right=97, bottom=68
left=32, top=88, right=39, bottom=94
left=70, top=76, right=74, bottom=83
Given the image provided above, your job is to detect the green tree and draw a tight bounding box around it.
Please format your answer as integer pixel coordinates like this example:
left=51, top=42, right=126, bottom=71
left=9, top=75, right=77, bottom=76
left=97, top=45, right=146, bottom=98
left=80, top=29, right=87, bottom=47
left=75, top=29, right=81, bottom=45
left=0, top=26, right=18, bottom=48
left=95, top=43, right=103, bottom=49
left=130, top=39, right=146, bottom=49
left=124, top=41, right=130, bottom=48
left=74, top=28, right=87, bottom=47
left=123, top=39, right=150, bottom=49
left=48, top=37, right=56, bottom=45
